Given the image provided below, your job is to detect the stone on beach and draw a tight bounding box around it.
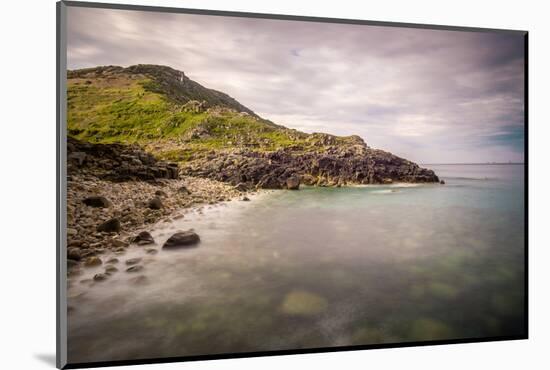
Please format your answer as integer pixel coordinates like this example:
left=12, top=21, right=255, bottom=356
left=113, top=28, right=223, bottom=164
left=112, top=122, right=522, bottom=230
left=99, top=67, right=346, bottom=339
left=133, top=231, right=155, bottom=245
left=125, top=257, right=142, bottom=266
left=93, top=273, right=108, bottom=281
left=97, top=218, right=121, bottom=233
left=162, top=230, right=201, bottom=249
left=126, top=265, right=144, bottom=273
left=286, top=175, right=300, bottom=190
left=148, top=197, right=163, bottom=210
left=83, top=256, right=102, bottom=267
left=105, top=265, right=118, bottom=274
left=67, top=247, right=82, bottom=261
left=155, top=190, right=167, bottom=197
left=111, top=239, right=129, bottom=248
left=82, top=196, right=111, bottom=208
left=177, top=185, right=191, bottom=194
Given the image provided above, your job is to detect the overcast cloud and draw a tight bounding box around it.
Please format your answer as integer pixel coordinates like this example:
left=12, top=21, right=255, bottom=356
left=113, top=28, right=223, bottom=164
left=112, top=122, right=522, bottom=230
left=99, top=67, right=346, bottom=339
left=67, top=7, right=525, bottom=163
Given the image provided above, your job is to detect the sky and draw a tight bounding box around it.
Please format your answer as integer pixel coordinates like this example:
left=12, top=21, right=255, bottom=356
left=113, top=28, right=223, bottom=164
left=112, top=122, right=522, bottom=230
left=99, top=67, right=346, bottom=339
left=67, top=7, right=525, bottom=163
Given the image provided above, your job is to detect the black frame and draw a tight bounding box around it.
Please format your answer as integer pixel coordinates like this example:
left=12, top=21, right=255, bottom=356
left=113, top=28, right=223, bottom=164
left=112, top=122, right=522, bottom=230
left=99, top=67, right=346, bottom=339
left=56, top=1, right=529, bottom=368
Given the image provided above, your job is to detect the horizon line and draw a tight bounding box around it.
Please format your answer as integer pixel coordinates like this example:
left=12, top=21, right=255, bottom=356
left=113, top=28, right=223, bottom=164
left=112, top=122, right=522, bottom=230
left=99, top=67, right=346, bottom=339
left=421, top=162, right=525, bottom=165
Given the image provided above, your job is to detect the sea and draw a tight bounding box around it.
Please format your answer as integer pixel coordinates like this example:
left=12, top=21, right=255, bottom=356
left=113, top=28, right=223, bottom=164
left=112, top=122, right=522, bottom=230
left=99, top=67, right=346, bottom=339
left=67, top=164, right=526, bottom=363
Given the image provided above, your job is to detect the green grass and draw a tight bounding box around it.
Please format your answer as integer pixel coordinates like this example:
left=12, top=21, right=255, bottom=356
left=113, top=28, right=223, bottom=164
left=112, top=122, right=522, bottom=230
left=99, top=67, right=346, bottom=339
left=67, top=72, right=348, bottom=160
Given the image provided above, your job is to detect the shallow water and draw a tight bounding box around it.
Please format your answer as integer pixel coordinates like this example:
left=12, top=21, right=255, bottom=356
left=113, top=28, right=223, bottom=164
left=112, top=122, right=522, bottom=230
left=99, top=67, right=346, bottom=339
left=67, top=164, right=525, bottom=363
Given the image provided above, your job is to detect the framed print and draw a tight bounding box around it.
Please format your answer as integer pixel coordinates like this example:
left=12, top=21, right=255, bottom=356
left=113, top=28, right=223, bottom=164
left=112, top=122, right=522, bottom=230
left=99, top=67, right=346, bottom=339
left=57, top=1, right=528, bottom=368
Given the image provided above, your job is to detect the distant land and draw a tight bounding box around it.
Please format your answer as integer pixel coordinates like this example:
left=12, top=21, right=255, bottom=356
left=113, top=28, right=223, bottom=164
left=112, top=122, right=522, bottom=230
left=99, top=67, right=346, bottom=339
left=422, top=162, right=525, bottom=166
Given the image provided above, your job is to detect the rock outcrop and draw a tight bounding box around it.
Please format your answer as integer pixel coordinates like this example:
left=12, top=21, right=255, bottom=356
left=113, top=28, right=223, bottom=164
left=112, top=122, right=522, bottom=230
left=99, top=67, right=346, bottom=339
left=181, top=143, right=438, bottom=189
left=68, top=137, right=179, bottom=181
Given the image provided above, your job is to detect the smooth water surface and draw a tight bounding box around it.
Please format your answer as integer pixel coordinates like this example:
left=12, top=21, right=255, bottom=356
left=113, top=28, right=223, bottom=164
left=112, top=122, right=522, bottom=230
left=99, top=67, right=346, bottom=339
left=67, top=164, right=525, bottom=363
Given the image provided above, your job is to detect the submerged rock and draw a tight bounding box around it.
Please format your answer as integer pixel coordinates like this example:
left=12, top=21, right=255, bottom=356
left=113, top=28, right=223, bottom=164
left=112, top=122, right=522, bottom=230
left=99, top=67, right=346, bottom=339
left=105, top=258, right=119, bottom=264
left=93, top=273, right=108, bottom=282
left=280, top=290, right=328, bottom=316
left=162, top=230, right=200, bottom=249
left=129, top=275, right=149, bottom=285
left=125, top=257, right=142, bottom=266
left=126, top=265, right=144, bottom=273
left=105, top=265, right=118, bottom=274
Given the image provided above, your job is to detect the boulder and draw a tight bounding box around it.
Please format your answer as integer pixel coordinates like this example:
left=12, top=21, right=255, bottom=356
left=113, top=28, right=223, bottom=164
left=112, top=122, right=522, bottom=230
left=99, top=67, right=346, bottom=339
left=162, top=230, right=200, bottom=249
left=97, top=218, right=121, bottom=233
left=82, top=196, right=111, bottom=208
left=286, top=175, right=300, bottom=190
left=440, top=180, right=446, bottom=185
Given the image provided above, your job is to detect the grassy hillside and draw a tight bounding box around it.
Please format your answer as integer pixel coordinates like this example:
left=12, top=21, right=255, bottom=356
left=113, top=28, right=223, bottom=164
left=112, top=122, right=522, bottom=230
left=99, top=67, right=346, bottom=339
left=67, top=65, right=364, bottom=162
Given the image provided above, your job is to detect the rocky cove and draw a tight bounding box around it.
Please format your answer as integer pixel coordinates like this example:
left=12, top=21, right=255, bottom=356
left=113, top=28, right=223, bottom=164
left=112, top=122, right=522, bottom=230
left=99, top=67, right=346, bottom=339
left=66, top=130, right=441, bottom=283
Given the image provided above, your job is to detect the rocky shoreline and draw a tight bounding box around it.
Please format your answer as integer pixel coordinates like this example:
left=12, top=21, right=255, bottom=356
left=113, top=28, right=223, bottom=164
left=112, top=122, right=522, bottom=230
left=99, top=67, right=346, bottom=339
left=66, top=138, right=252, bottom=278
left=181, top=137, right=440, bottom=190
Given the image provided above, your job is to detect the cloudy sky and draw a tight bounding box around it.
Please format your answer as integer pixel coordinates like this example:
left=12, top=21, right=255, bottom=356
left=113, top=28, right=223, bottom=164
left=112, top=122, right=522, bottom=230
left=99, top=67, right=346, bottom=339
left=67, top=7, right=525, bottom=163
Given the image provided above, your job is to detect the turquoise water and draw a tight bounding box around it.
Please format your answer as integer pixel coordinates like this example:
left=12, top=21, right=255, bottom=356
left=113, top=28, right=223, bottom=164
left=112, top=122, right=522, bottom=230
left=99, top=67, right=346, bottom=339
left=67, top=164, right=526, bottom=363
